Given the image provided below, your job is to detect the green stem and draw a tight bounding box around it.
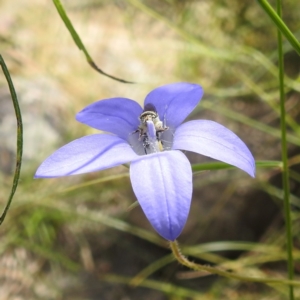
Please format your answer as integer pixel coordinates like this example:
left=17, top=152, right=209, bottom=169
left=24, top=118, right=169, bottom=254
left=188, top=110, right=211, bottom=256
left=257, top=0, right=300, bottom=56
left=0, top=54, right=23, bottom=225
left=169, top=240, right=300, bottom=286
left=276, top=1, right=295, bottom=299
left=52, top=0, right=134, bottom=83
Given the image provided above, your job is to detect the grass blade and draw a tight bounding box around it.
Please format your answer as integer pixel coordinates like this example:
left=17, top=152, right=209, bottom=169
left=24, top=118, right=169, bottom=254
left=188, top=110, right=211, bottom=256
left=52, top=0, right=134, bottom=83
left=0, top=54, right=23, bottom=225
left=257, top=0, right=300, bottom=56
left=275, top=1, right=295, bottom=298
left=192, top=160, right=282, bottom=172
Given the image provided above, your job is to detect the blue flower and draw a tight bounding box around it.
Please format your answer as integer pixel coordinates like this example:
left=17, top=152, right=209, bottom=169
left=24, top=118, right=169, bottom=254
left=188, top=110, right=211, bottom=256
left=35, top=83, right=255, bottom=241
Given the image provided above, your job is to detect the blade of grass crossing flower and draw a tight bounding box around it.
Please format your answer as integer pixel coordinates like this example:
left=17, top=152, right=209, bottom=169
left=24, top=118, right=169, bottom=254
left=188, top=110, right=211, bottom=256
left=52, top=0, right=134, bottom=84
left=276, top=1, right=294, bottom=298
left=192, top=160, right=282, bottom=172
left=41, top=160, right=282, bottom=198
left=0, top=55, right=23, bottom=225
left=257, top=0, right=300, bottom=56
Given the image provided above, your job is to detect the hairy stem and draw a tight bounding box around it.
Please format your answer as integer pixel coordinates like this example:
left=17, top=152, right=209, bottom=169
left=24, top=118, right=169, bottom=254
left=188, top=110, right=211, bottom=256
left=169, top=240, right=299, bottom=286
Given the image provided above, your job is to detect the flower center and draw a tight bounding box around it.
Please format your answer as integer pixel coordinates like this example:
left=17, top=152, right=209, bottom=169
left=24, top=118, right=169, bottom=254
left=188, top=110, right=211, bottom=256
left=129, top=103, right=171, bottom=156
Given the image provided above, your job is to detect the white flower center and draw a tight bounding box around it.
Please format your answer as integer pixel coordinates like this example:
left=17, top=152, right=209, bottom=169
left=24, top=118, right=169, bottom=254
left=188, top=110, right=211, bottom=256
left=128, top=122, right=174, bottom=156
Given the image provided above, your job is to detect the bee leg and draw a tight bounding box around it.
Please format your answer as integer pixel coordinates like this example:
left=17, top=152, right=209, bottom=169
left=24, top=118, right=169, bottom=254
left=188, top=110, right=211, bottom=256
left=142, top=134, right=150, bottom=154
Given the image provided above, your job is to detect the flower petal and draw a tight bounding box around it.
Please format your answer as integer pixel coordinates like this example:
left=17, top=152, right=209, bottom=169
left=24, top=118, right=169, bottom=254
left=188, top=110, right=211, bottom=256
left=144, top=83, right=203, bottom=129
left=173, top=120, right=255, bottom=177
left=76, top=98, right=143, bottom=140
left=130, top=151, right=192, bottom=241
left=35, top=134, right=138, bottom=178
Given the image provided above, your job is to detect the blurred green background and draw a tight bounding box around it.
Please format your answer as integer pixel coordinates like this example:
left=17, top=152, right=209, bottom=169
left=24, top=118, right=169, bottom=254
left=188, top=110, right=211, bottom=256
left=1, top=0, right=300, bottom=299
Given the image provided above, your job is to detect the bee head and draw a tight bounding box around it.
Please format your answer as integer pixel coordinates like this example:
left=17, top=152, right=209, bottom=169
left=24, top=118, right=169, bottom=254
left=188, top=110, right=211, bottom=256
left=139, top=103, right=158, bottom=123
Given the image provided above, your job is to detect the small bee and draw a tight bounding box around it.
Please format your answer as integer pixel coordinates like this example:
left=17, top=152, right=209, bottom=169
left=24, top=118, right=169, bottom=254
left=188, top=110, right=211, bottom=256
left=135, top=103, right=168, bottom=154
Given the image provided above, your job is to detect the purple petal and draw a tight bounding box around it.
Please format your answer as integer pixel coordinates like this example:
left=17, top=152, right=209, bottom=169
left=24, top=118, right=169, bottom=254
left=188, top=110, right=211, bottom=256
left=76, top=98, right=143, bottom=140
left=35, top=134, right=138, bottom=178
left=173, top=120, right=255, bottom=177
left=130, top=151, right=192, bottom=241
left=144, top=83, right=203, bottom=129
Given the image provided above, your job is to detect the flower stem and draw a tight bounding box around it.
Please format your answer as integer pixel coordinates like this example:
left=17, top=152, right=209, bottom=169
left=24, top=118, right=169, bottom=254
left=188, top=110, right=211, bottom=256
left=169, top=240, right=300, bottom=286
left=276, top=1, right=295, bottom=299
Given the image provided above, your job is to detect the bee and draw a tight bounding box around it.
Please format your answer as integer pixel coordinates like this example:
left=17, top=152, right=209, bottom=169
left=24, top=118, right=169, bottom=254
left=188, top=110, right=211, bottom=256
left=135, top=103, right=168, bottom=154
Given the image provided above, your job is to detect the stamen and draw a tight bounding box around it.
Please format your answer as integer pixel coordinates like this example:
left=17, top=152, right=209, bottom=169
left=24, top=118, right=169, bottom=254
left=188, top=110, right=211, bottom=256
left=146, top=120, right=160, bottom=153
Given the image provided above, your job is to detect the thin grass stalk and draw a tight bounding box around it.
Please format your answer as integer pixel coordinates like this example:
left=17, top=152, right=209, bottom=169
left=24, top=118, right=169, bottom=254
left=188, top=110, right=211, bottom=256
left=0, top=55, right=23, bottom=225
left=276, top=1, right=295, bottom=299
left=52, top=0, right=133, bottom=83
left=257, top=0, right=300, bottom=55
